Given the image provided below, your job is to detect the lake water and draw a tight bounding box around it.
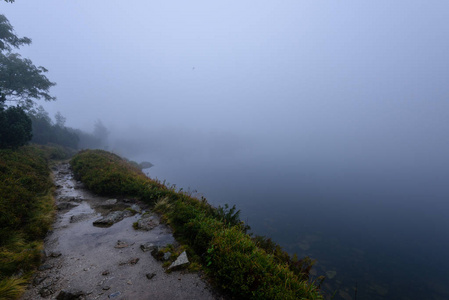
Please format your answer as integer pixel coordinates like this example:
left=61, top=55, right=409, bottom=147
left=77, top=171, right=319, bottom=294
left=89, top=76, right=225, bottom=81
left=140, top=156, right=449, bottom=300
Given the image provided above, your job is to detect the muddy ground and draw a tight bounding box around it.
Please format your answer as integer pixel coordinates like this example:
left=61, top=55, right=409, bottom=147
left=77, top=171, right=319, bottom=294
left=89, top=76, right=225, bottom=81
left=21, top=163, right=219, bottom=300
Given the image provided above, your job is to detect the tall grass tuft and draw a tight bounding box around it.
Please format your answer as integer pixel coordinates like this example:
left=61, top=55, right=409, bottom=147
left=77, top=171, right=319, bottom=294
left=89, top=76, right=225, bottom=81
left=0, top=277, right=27, bottom=300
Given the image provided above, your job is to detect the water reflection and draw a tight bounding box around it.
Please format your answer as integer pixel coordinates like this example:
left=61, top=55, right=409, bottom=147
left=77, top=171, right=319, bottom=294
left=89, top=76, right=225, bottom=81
left=145, top=160, right=449, bottom=300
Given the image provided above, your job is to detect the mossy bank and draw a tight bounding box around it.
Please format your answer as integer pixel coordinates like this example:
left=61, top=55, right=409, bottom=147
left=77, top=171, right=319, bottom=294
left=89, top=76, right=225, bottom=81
left=71, top=149, right=323, bottom=299
left=0, top=145, right=73, bottom=299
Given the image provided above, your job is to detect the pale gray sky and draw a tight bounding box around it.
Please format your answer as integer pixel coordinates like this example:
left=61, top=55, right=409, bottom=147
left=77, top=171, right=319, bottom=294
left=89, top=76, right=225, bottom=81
left=2, top=1, right=449, bottom=169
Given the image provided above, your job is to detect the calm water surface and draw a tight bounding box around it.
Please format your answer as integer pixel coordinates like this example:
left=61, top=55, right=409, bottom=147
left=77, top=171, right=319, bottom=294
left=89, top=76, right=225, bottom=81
left=144, top=159, right=449, bottom=300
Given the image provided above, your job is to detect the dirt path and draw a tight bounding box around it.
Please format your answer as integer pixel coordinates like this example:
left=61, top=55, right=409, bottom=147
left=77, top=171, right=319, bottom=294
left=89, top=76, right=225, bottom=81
left=21, top=163, right=218, bottom=300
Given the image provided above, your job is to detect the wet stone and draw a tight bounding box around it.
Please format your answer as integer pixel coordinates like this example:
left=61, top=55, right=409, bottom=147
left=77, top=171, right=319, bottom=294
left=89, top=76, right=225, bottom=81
left=163, top=252, right=172, bottom=261
left=49, top=251, right=62, bottom=258
left=39, top=286, right=54, bottom=297
left=130, top=204, right=142, bottom=213
left=93, top=210, right=132, bottom=227
left=168, top=251, right=190, bottom=270
left=57, top=202, right=78, bottom=210
left=70, top=213, right=92, bottom=223
left=140, top=242, right=156, bottom=252
left=101, top=199, right=118, bottom=207
left=33, top=275, right=48, bottom=286
left=38, top=263, right=54, bottom=271
left=135, top=214, right=159, bottom=230
left=108, top=291, right=121, bottom=298
left=56, top=289, right=85, bottom=300
left=114, top=240, right=129, bottom=248
left=119, top=258, right=140, bottom=266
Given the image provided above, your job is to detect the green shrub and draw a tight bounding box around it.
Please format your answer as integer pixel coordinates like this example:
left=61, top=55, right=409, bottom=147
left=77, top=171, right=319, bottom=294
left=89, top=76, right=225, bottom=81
left=207, top=227, right=322, bottom=299
left=0, top=104, right=32, bottom=149
left=0, top=145, right=59, bottom=299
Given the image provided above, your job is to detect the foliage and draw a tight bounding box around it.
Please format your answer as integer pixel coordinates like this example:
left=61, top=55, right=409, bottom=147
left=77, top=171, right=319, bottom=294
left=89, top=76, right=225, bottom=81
left=0, top=98, right=32, bottom=148
left=215, top=203, right=250, bottom=232
left=0, top=15, right=30, bottom=52
left=67, top=119, right=109, bottom=150
left=0, top=145, right=63, bottom=299
left=0, top=277, right=27, bottom=300
left=70, top=150, right=323, bottom=299
left=206, top=227, right=322, bottom=299
left=0, top=14, right=55, bottom=109
left=0, top=146, right=53, bottom=242
left=70, top=150, right=156, bottom=197
left=28, top=107, right=79, bottom=149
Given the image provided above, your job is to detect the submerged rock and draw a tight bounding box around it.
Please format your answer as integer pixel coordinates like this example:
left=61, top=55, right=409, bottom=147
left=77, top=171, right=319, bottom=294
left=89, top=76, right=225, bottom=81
left=105, top=199, right=117, bottom=205
left=325, top=270, right=337, bottom=279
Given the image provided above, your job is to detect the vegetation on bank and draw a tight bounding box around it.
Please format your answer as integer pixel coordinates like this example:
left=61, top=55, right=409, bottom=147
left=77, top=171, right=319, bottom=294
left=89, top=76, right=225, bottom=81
left=0, top=145, right=72, bottom=299
left=71, top=149, right=323, bottom=299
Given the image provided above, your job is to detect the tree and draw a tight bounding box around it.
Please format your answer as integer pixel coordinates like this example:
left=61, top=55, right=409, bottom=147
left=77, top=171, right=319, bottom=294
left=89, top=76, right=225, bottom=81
left=28, top=107, right=79, bottom=149
left=0, top=14, right=55, bottom=110
left=0, top=94, right=32, bottom=148
left=55, top=111, right=66, bottom=127
left=93, top=120, right=109, bottom=149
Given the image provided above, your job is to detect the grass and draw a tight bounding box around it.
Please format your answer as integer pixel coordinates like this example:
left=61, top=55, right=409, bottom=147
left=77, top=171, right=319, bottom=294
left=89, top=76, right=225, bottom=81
left=71, top=149, right=324, bottom=299
left=0, top=144, right=72, bottom=300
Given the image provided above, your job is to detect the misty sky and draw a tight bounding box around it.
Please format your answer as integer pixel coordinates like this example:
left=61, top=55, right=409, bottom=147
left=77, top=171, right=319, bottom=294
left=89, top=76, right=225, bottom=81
left=2, top=1, right=449, bottom=170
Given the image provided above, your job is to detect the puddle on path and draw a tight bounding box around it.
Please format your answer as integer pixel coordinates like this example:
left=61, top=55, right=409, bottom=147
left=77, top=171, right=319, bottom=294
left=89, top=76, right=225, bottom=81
left=21, top=163, right=218, bottom=300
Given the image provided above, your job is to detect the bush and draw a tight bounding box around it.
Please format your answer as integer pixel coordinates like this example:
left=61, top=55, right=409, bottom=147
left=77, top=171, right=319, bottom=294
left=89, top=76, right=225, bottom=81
left=0, top=105, right=32, bottom=149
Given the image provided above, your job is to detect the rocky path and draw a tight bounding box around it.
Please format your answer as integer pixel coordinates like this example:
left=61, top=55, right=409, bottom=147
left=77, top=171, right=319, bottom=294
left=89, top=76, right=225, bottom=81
left=21, top=163, right=218, bottom=300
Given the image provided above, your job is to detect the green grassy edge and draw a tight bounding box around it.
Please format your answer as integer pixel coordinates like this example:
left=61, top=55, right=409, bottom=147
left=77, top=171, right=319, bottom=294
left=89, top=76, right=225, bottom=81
left=0, top=144, right=73, bottom=300
left=71, top=149, right=324, bottom=299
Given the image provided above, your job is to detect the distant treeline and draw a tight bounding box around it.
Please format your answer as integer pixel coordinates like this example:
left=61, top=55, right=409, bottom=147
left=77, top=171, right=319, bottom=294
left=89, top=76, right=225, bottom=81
left=28, top=106, right=109, bottom=150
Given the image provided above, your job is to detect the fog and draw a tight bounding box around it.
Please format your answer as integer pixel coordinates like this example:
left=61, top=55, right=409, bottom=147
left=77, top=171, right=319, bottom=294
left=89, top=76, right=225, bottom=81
left=3, top=1, right=449, bottom=299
